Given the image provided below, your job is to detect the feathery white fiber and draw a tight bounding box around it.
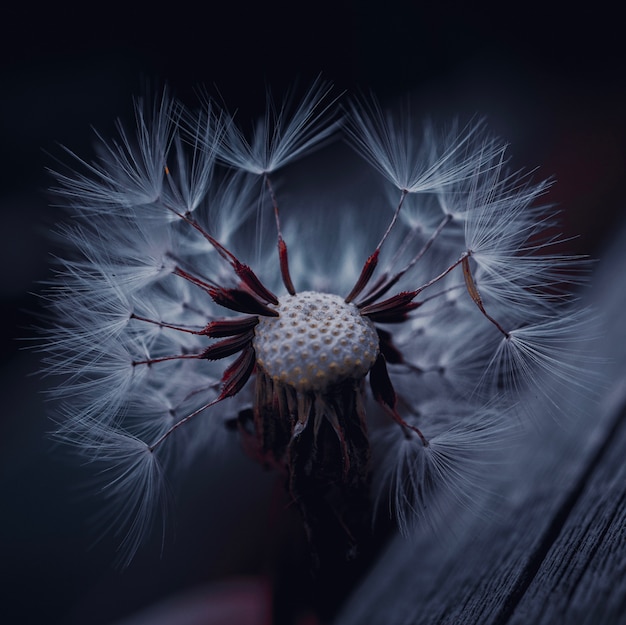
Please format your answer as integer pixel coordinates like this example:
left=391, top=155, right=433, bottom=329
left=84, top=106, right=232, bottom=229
left=40, top=84, right=593, bottom=565
left=216, top=78, right=339, bottom=174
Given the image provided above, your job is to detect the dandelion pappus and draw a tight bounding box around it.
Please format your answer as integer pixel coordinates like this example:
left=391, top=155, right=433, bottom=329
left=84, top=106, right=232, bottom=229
left=39, top=80, right=593, bottom=572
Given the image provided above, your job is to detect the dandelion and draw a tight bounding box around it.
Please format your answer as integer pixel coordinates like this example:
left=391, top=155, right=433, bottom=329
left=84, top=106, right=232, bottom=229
left=40, top=83, right=590, bottom=567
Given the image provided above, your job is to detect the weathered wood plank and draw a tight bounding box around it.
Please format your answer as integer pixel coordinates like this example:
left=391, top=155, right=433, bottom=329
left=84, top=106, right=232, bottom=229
left=336, top=225, right=626, bottom=625
left=510, top=403, right=626, bottom=624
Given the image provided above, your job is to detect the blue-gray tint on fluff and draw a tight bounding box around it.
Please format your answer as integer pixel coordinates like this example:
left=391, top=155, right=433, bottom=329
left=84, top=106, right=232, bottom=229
left=40, top=82, right=594, bottom=568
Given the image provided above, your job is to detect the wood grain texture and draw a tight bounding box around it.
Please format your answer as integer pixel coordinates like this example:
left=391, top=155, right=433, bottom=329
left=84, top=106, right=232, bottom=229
left=336, top=225, right=626, bottom=625
left=510, top=404, right=626, bottom=625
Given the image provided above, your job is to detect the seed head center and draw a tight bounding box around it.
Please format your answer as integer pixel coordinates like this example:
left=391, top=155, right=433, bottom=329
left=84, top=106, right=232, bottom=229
left=253, top=291, right=379, bottom=392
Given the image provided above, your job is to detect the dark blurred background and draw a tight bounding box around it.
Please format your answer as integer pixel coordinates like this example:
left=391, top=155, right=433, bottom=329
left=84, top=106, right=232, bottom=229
left=1, top=1, right=624, bottom=624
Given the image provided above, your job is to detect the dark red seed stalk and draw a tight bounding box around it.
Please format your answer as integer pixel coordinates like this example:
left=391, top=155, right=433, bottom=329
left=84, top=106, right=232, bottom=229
left=233, top=261, right=279, bottom=305
left=202, top=316, right=259, bottom=337
left=462, top=256, right=510, bottom=338
left=174, top=267, right=278, bottom=317
left=265, top=175, right=296, bottom=295
left=218, top=345, right=256, bottom=399
left=359, top=291, right=420, bottom=319
left=376, top=328, right=406, bottom=365
left=165, top=199, right=278, bottom=304
left=207, top=286, right=279, bottom=317
left=369, top=354, right=428, bottom=445
left=132, top=353, right=203, bottom=367
left=357, top=214, right=453, bottom=307
left=148, top=347, right=257, bottom=453
left=345, top=189, right=408, bottom=303
left=345, top=250, right=379, bottom=304
left=200, top=330, right=254, bottom=360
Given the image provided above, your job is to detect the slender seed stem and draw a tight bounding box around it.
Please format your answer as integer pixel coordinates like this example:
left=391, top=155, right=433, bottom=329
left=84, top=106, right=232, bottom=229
left=132, top=353, right=202, bottom=367
left=359, top=213, right=453, bottom=306
left=462, top=256, right=510, bottom=337
left=130, top=313, right=206, bottom=336
left=414, top=253, right=469, bottom=296
left=345, top=189, right=408, bottom=303
left=377, top=189, right=408, bottom=252
left=149, top=396, right=220, bottom=451
left=265, top=174, right=296, bottom=294
left=148, top=346, right=255, bottom=452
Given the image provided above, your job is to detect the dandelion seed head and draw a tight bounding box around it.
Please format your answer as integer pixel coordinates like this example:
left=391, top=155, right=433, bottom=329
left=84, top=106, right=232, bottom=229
left=38, top=83, right=595, bottom=566
left=253, top=291, right=379, bottom=392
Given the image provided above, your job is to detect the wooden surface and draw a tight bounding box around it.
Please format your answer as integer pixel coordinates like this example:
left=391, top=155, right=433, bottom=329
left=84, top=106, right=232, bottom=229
left=336, top=225, right=626, bottom=625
